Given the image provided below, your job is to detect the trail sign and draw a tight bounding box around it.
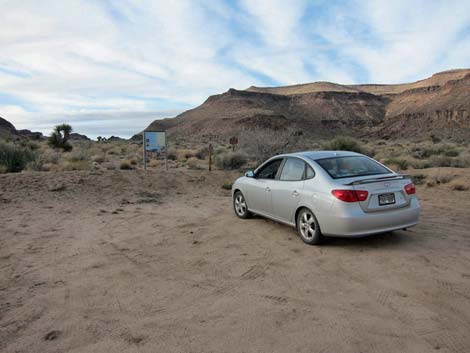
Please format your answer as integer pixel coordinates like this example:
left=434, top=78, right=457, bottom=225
left=143, top=131, right=167, bottom=170
left=229, top=137, right=238, bottom=151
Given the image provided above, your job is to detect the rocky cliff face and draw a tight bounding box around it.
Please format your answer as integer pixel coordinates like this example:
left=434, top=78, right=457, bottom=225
left=0, top=117, right=44, bottom=140
left=0, top=117, right=19, bottom=139
left=146, top=69, right=470, bottom=141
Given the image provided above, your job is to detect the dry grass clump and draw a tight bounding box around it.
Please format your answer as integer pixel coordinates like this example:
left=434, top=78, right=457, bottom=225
left=411, top=174, right=426, bottom=185
left=167, top=148, right=177, bottom=160
left=195, top=146, right=209, bottom=160
left=426, top=172, right=454, bottom=187
left=0, top=165, right=7, bottom=174
left=221, top=181, right=232, bottom=190
left=119, top=160, right=134, bottom=170
left=187, top=157, right=200, bottom=169
left=215, top=151, right=247, bottom=170
left=451, top=183, right=469, bottom=191
left=67, top=147, right=90, bottom=162
left=383, top=158, right=408, bottom=171
left=148, top=159, right=159, bottom=168
left=91, top=155, right=106, bottom=163
left=63, top=160, right=90, bottom=171
left=322, top=137, right=368, bottom=155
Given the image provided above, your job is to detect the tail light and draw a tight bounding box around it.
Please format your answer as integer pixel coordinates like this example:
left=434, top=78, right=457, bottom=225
left=404, top=182, right=416, bottom=195
left=332, top=189, right=368, bottom=202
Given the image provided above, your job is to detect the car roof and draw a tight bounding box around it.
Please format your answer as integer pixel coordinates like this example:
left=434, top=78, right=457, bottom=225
left=277, top=150, right=363, bottom=161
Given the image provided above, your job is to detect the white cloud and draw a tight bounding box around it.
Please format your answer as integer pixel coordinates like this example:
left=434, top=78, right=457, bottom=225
left=0, top=0, right=468, bottom=137
left=313, top=0, right=470, bottom=83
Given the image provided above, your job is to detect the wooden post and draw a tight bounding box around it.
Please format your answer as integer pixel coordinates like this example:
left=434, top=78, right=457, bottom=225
left=208, top=143, right=213, bottom=172
left=143, top=132, right=147, bottom=171
left=165, top=132, right=168, bottom=171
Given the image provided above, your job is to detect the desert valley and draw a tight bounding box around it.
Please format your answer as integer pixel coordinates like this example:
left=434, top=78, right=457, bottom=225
left=1, top=68, right=470, bottom=352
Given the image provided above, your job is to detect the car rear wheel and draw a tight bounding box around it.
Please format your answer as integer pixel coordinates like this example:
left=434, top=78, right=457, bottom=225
left=233, top=191, right=251, bottom=219
left=296, top=208, right=323, bottom=245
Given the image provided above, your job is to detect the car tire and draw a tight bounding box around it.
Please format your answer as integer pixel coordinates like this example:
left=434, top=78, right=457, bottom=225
left=296, top=208, right=323, bottom=245
left=233, top=191, right=251, bottom=219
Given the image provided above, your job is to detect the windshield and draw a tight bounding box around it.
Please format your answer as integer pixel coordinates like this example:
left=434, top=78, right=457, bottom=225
left=315, top=156, right=391, bottom=179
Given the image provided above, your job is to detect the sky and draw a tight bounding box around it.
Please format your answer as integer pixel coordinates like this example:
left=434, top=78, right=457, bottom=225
left=1, top=0, right=469, bottom=139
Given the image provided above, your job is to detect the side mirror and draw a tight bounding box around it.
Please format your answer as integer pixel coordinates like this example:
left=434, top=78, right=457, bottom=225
left=245, top=170, right=255, bottom=178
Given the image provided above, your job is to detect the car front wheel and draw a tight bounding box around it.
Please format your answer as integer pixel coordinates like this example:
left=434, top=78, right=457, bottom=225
left=233, top=191, right=250, bottom=219
left=297, top=208, right=323, bottom=245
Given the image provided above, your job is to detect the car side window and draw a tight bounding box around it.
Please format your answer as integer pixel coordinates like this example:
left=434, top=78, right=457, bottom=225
left=279, top=158, right=306, bottom=181
left=256, top=159, right=283, bottom=179
left=306, top=164, right=315, bottom=179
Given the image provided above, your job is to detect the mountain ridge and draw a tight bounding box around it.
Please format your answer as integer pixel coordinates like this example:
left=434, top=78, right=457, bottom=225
left=145, top=69, right=470, bottom=140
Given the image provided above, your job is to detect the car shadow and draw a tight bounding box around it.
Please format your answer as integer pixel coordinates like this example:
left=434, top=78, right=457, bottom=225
left=322, top=229, right=420, bottom=248
left=246, top=214, right=422, bottom=249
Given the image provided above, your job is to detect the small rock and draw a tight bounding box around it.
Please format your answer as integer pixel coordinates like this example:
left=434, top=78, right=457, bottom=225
left=44, top=330, right=61, bottom=341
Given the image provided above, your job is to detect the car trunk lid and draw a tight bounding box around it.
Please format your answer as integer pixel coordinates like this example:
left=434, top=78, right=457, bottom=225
left=345, top=175, right=412, bottom=212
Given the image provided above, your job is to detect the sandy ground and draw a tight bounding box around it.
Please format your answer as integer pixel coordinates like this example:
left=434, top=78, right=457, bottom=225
left=1, top=168, right=470, bottom=353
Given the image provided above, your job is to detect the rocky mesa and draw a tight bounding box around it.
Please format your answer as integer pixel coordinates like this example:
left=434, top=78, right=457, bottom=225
left=145, top=69, right=470, bottom=141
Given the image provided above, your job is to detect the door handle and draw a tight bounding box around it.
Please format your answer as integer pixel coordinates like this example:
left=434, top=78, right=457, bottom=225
left=266, top=187, right=271, bottom=192
left=292, top=190, right=299, bottom=197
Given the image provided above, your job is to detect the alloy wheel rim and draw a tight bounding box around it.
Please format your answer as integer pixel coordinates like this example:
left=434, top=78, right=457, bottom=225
left=299, top=211, right=315, bottom=239
left=235, top=194, right=247, bottom=216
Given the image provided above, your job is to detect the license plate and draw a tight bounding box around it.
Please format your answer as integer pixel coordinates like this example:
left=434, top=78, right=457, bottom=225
left=379, top=193, right=395, bottom=206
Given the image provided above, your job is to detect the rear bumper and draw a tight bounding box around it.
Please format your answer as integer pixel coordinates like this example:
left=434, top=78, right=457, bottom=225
left=319, top=198, right=421, bottom=237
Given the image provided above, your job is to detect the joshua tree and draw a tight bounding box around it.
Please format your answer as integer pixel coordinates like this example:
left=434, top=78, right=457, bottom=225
left=48, top=123, right=73, bottom=151
left=97, top=136, right=102, bottom=142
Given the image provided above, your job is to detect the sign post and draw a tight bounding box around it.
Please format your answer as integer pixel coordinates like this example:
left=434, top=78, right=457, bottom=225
left=208, top=143, right=213, bottom=171
left=143, top=130, right=167, bottom=171
left=229, top=137, right=238, bottom=152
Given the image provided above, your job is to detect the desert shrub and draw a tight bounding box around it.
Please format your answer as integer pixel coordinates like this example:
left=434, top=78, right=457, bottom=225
left=430, top=172, right=454, bottom=185
left=412, top=174, right=426, bottom=185
left=429, top=155, right=452, bottom=167
left=322, top=137, right=366, bottom=155
left=26, top=157, right=44, bottom=171
left=430, top=134, right=441, bottom=144
left=102, top=162, right=116, bottom=170
left=221, top=181, right=233, bottom=190
left=413, top=145, right=460, bottom=160
left=383, top=158, right=408, bottom=171
left=19, top=140, right=40, bottom=150
left=48, top=124, right=73, bottom=151
left=148, top=159, right=159, bottom=167
left=107, top=147, right=121, bottom=155
left=0, top=165, right=7, bottom=174
left=129, top=158, right=138, bottom=165
left=68, top=147, right=89, bottom=162
left=187, top=157, right=200, bottom=169
left=167, top=148, right=177, bottom=160
left=0, top=142, right=37, bottom=173
left=214, top=146, right=228, bottom=155
left=63, top=160, right=90, bottom=171
left=119, top=160, right=133, bottom=170
left=444, top=149, right=459, bottom=157
left=239, top=127, right=296, bottom=162
left=215, top=152, right=247, bottom=170
left=184, top=150, right=196, bottom=159
left=195, top=146, right=209, bottom=160
left=91, top=155, right=105, bottom=163
left=452, top=183, right=469, bottom=191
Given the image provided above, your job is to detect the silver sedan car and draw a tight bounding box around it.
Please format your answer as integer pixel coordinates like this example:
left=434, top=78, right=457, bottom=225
left=232, top=151, right=420, bottom=245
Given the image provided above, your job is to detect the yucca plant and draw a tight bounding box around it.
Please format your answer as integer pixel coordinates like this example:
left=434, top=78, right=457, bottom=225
left=48, top=123, right=73, bottom=151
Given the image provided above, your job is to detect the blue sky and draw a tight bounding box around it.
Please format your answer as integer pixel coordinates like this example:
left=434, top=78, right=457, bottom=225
left=0, top=0, right=469, bottom=138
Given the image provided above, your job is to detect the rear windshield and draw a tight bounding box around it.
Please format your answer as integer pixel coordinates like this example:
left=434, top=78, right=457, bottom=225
left=315, top=156, right=391, bottom=179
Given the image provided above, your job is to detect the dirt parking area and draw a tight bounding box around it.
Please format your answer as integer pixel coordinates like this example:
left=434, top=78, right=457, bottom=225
left=1, top=168, right=470, bottom=353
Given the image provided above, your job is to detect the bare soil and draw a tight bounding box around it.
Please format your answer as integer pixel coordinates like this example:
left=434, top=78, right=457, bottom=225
left=1, top=168, right=470, bottom=353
